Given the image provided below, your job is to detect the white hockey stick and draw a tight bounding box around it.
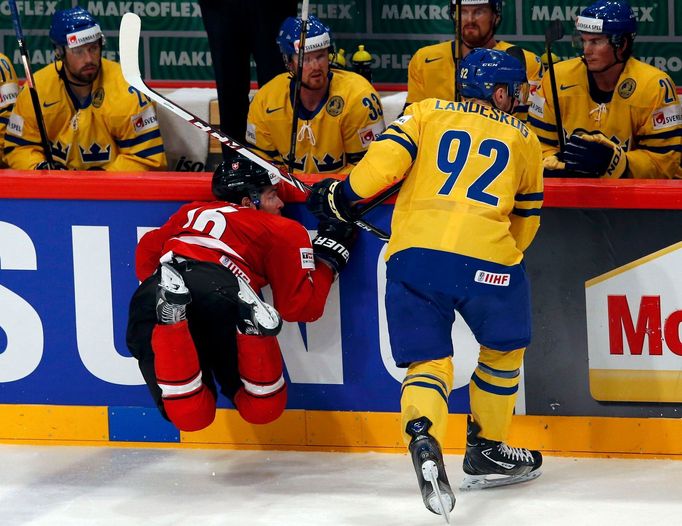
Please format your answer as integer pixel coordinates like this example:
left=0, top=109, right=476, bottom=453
left=118, top=12, right=389, bottom=241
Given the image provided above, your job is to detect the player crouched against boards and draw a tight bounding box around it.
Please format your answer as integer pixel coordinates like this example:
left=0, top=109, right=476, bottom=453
left=3, top=7, right=166, bottom=171
left=307, top=48, right=544, bottom=519
left=127, top=158, right=356, bottom=431
left=246, top=15, right=385, bottom=174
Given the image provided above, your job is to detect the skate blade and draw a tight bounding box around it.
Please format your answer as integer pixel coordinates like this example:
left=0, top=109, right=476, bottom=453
left=422, top=461, right=454, bottom=524
left=460, top=468, right=542, bottom=491
left=236, top=276, right=281, bottom=332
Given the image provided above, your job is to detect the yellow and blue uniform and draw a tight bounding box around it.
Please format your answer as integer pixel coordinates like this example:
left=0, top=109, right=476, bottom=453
left=344, top=97, right=543, bottom=444
left=528, top=56, right=682, bottom=179
left=406, top=40, right=542, bottom=120
left=3, top=58, right=166, bottom=171
left=0, top=53, right=19, bottom=167
left=246, top=69, right=385, bottom=174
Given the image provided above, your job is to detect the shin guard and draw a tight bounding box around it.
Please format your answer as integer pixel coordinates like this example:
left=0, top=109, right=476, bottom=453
left=400, top=357, right=453, bottom=446
left=234, top=333, right=287, bottom=424
left=152, top=321, right=216, bottom=431
left=469, top=346, right=525, bottom=442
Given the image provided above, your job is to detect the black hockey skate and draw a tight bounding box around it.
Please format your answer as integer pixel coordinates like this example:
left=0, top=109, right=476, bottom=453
left=156, top=263, right=191, bottom=324
left=406, top=417, right=455, bottom=523
left=461, top=416, right=542, bottom=490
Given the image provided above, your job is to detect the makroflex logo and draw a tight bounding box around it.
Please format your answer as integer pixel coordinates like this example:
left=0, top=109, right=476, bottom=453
left=585, top=242, right=682, bottom=402
left=530, top=5, right=654, bottom=22
left=381, top=4, right=450, bottom=20
left=86, top=1, right=202, bottom=17
left=309, top=3, right=353, bottom=20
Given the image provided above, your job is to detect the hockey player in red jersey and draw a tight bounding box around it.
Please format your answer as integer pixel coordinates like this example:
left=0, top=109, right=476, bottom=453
left=126, top=157, right=356, bottom=431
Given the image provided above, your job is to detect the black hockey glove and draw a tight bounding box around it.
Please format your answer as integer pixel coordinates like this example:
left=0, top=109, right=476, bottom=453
left=306, top=178, right=356, bottom=223
left=563, top=133, right=628, bottom=178
left=36, top=160, right=67, bottom=170
left=312, top=219, right=358, bottom=274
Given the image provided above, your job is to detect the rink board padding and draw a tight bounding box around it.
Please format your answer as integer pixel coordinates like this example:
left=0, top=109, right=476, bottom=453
left=2, top=173, right=682, bottom=453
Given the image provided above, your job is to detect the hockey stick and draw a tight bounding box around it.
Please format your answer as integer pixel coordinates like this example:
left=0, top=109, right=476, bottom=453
left=8, top=0, right=55, bottom=168
left=287, top=0, right=309, bottom=173
left=118, top=13, right=389, bottom=241
left=452, top=0, right=462, bottom=102
left=545, top=20, right=566, bottom=153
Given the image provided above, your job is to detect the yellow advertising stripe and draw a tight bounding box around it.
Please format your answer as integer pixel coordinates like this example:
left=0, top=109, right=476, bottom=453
left=589, top=369, right=682, bottom=403
left=0, top=404, right=108, bottom=442
left=585, top=240, right=682, bottom=287
left=2, top=406, right=682, bottom=457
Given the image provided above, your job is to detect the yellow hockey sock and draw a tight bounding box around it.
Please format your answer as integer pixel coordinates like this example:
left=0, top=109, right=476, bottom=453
left=469, top=346, right=525, bottom=442
left=400, top=357, right=453, bottom=446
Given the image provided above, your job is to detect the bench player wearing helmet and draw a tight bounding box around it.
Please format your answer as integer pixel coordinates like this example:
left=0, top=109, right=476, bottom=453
left=406, top=0, right=542, bottom=120
left=0, top=53, right=19, bottom=167
left=127, top=158, right=356, bottom=431
left=307, top=48, right=544, bottom=518
left=530, top=0, right=682, bottom=179
left=246, top=15, right=385, bottom=174
left=3, top=7, right=166, bottom=171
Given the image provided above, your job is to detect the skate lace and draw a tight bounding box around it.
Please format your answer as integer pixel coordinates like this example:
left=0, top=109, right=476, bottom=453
left=497, top=443, right=533, bottom=463
left=589, top=103, right=607, bottom=123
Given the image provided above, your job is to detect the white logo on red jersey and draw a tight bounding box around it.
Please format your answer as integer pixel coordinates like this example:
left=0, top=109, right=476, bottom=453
left=300, top=248, right=315, bottom=270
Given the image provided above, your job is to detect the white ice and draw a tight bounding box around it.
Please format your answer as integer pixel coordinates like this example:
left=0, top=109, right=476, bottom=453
left=1, top=445, right=681, bottom=525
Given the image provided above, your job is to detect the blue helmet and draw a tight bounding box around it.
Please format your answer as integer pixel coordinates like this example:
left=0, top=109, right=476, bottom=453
left=459, top=48, right=527, bottom=103
left=276, top=15, right=332, bottom=60
left=576, top=0, right=637, bottom=39
left=49, top=7, right=104, bottom=50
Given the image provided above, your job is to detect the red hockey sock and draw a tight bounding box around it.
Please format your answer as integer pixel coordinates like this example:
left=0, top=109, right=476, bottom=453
left=234, top=334, right=287, bottom=424
left=152, top=321, right=216, bottom=431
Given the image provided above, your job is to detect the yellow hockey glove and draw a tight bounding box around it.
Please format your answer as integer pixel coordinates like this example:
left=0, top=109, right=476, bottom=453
left=564, top=132, right=628, bottom=179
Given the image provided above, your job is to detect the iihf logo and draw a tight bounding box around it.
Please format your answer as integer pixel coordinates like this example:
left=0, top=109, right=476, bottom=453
left=474, top=270, right=510, bottom=287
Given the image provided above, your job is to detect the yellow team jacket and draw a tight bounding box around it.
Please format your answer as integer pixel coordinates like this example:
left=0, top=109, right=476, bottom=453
left=3, top=58, right=166, bottom=171
left=246, top=69, right=386, bottom=174
left=406, top=40, right=542, bottom=120
left=0, top=53, right=19, bottom=167
left=528, top=57, right=682, bottom=179
left=348, top=98, right=544, bottom=267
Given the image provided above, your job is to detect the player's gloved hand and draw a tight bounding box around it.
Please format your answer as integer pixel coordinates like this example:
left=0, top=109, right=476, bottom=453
left=563, top=132, right=628, bottom=178
left=36, top=160, right=67, bottom=170
left=306, top=178, right=356, bottom=222
left=542, top=154, right=575, bottom=178
left=312, top=219, right=358, bottom=274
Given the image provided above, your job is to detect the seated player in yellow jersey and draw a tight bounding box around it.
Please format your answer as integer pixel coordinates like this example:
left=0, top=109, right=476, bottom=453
left=246, top=15, right=385, bottom=175
left=3, top=7, right=166, bottom=171
left=307, top=48, right=544, bottom=520
left=406, top=0, right=542, bottom=120
left=0, top=53, right=19, bottom=167
left=529, top=0, right=682, bottom=179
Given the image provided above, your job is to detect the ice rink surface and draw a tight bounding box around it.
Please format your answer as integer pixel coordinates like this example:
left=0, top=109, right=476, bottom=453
left=2, top=444, right=682, bottom=525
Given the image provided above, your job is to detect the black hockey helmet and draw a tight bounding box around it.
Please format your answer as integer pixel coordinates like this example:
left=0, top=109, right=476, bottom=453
left=212, top=158, right=274, bottom=207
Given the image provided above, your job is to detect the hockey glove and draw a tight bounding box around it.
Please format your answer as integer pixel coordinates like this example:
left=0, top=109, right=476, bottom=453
left=563, top=133, right=628, bottom=178
left=312, top=219, right=358, bottom=274
left=36, top=160, right=67, bottom=170
left=306, top=178, right=356, bottom=223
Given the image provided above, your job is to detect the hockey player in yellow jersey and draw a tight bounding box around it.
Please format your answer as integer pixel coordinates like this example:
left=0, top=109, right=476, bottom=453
left=3, top=7, right=166, bottom=171
left=406, top=0, right=542, bottom=120
left=529, top=0, right=682, bottom=179
left=246, top=15, right=385, bottom=175
left=307, top=48, right=544, bottom=519
left=0, top=53, right=19, bottom=167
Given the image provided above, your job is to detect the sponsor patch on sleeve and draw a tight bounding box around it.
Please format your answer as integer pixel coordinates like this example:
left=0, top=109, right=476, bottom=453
left=394, top=114, right=413, bottom=126
left=7, top=112, right=24, bottom=137
left=528, top=93, right=545, bottom=119
left=300, top=247, right=316, bottom=270
left=131, top=106, right=159, bottom=134
left=357, top=121, right=385, bottom=148
left=651, top=103, right=682, bottom=131
left=246, top=122, right=257, bottom=145
left=0, top=82, right=19, bottom=109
